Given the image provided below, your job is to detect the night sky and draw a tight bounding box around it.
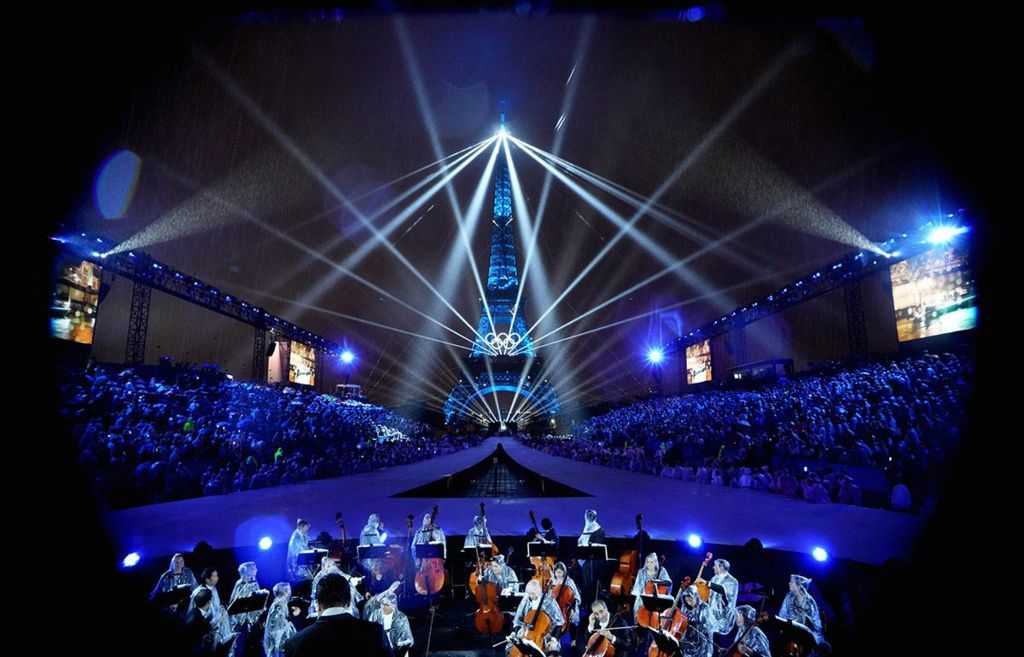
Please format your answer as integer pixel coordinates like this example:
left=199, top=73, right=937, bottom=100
left=44, top=5, right=992, bottom=413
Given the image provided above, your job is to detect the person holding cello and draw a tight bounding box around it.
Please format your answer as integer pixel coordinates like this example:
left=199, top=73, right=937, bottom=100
left=676, top=584, right=714, bottom=657
left=548, top=562, right=581, bottom=654
left=729, top=606, right=771, bottom=657
left=481, top=554, right=519, bottom=595
left=507, top=579, right=564, bottom=656
left=698, top=558, right=738, bottom=639
left=465, top=514, right=494, bottom=548
left=630, top=552, right=672, bottom=622
left=581, top=599, right=635, bottom=655
left=412, top=510, right=447, bottom=564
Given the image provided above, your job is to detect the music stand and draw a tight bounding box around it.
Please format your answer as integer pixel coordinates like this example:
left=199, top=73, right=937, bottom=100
left=415, top=542, right=446, bottom=560
left=227, top=590, right=269, bottom=616
left=509, top=636, right=546, bottom=657
left=770, top=615, right=818, bottom=653
left=357, top=545, right=391, bottom=561
left=150, top=584, right=191, bottom=609
left=526, top=542, right=557, bottom=560
left=462, top=545, right=493, bottom=563
left=575, top=544, right=610, bottom=601
left=297, top=548, right=328, bottom=572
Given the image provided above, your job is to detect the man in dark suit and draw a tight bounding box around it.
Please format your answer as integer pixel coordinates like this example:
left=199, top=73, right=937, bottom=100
left=284, top=573, right=392, bottom=657
left=182, top=588, right=215, bottom=655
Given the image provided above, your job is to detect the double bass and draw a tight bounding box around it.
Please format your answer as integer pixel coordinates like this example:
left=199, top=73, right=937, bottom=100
left=528, top=510, right=556, bottom=590
left=414, top=504, right=446, bottom=596
left=609, top=514, right=642, bottom=598
left=468, top=501, right=499, bottom=596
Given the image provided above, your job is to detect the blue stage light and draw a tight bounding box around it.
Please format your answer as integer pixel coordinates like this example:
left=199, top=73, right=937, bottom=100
left=122, top=552, right=141, bottom=568
left=812, top=547, right=828, bottom=562
left=927, top=225, right=968, bottom=244
left=340, top=350, right=355, bottom=364
left=259, top=536, right=273, bottom=551
left=687, top=534, right=702, bottom=548
left=647, top=348, right=664, bottom=365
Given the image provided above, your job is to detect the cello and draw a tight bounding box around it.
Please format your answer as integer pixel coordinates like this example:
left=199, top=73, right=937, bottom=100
left=646, top=575, right=693, bottom=657
left=528, top=510, right=556, bottom=590
left=725, top=610, right=771, bottom=657
left=473, top=543, right=505, bottom=634
left=414, top=504, right=446, bottom=596
left=635, top=554, right=670, bottom=629
left=549, top=563, right=577, bottom=636
left=609, top=514, right=642, bottom=598
left=510, top=582, right=555, bottom=657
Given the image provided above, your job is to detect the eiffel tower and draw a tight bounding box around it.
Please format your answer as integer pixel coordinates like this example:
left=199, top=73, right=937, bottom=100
left=443, top=118, right=560, bottom=427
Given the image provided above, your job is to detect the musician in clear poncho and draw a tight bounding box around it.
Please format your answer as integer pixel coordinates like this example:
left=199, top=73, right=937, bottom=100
left=150, top=553, right=198, bottom=607
left=412, top=512, right=446, bottom=566
left=463, top=514, right=493, bottom=548
left=676, top=584, right=714, bottom=657
left=286, top=519, right=313, bottom=581
left=630, top=552, right=672, bottom=622
left=550, top=562, right=581, bottom=626
left=187, top=567, right=236, bottom=649
left=365, top=591, right=414, bottom=657
left=778, top=573, right=826, bottom=647
left=359, top=513, right=386, bottom=573
left=479, top=554, right=519, bottom=595
left=263, top=582, right=297, bottom=657
left=732, top=605, right=771, bottom=657
left=308, top=556, right=362, bottom=619
left=698, top=558, right=738, bottom=636
left=228, top=561, right=267, bottom=630
left=507, top=579, right=565, bottom=656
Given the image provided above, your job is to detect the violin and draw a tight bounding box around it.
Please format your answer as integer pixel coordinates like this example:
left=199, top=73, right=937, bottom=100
left=414, top=504, right=446, bottom=596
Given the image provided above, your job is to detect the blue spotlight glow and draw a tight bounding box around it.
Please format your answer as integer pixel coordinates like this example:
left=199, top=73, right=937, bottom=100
left=258, top=536, right=273, bottom=551
left=122, top=552, right=141, bottom=568
left=687, top=534, right=702, bottom=548
left=812, top=547, right=829, bottom=562
left=94, top=149, right=142, bottom=219
left=340, top=350, right=355, bottom=364
left=927, top=225, right=968, bottom=244
left=647, top=348, right=664, bottom=365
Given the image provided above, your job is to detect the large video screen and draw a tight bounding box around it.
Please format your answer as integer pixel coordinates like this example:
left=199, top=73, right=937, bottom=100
left=288, top=342, right=316, bottom=386
left=686, top=339, right=712, bottom=384
left=51, top=257, right=102, bottom=344
left=890, top=244, right=976, bottom=342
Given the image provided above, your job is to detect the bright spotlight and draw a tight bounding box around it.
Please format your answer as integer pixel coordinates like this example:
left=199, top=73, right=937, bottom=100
left=122, top=552, right=141, bottom=568
left=927, top=225, right=968, bottom=245
left=258, top=536, right=273, bottom=551
left=340, top=350, right=355, bottom=364
left=812, top=546, right=829, bottom=562
left=687, top=534, right=702, bottom=548
left=647, top=348, right=664, bottom=365
left=498, top=125, right=508, bottom=138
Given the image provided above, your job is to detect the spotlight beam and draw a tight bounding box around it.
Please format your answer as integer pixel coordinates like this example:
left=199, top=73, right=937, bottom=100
left=395, top=19, right=499, bottom=339
left=196, top=49, right=489, bottom=344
